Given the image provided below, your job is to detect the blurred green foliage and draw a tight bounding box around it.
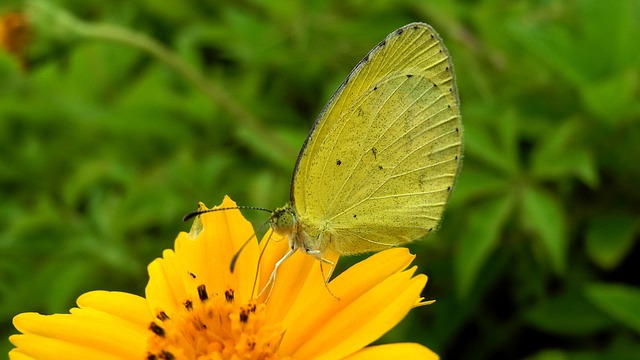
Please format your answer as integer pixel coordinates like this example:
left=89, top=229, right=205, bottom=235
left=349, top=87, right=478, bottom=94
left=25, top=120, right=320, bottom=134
left=2, top=0, right=639, bottom=359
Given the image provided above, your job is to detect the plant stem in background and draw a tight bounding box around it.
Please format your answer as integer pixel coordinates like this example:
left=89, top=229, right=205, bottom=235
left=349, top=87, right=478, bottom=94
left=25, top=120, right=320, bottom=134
left=26, top=0, right=298, bottom=165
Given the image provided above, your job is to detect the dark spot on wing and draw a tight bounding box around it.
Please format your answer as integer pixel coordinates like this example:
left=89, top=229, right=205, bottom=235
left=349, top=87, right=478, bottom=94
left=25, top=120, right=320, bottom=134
left=184, top=300, right=193, bottom=311
left=362, top=54, right=369, bottom=62
left=353, top=214, right=357, bottom=219
left=378, top=165, right=383, bottom=170
left=447, top=186, right=451, bottom=191
left=188, top=272, right=196, bottom=279
left=373, top=85, right=378, bottom=91
left=456, top=127, right=459, bottom=133
left=396, top=28, right=404, bottom=35
left=371, top=147, right=377, bottom=159
left=406, top=74, right=413, bottom=78
left=336, top=159, right=342, bottom=166
left=418, top=174, right=426, bottom=189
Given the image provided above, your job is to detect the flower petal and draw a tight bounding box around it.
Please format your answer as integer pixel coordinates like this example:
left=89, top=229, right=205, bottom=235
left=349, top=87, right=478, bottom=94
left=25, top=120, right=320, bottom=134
left=146, top=248, right=188, bottom=316
left=277, top=248, right=417, bottom=350
left=10, top=291, right=149, bottom=360
left=343, top=343, right=439, bottom=360
left=76, top=291, right=151, bottom=328
left=8, top=349, right=34, bottom=360
left=176, top=196, right=260, bottom=302
left=296, top=271, right=426, bottom=360
left=276, top=248, right=427, bottom=359
left=261, top=236, right=337, bottom=323
left=9, top=333, right=131, bottom=360
left=146, top=196, right=261, bottom=315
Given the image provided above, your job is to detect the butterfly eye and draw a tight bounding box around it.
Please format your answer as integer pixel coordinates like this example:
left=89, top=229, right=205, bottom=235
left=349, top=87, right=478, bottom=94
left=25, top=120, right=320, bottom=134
left=270, top=207, right=296, bottom=236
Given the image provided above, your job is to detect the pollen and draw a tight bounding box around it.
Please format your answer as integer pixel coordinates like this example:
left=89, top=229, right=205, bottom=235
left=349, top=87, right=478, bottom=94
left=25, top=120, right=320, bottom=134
left=147, top=284, right=286, bottom=360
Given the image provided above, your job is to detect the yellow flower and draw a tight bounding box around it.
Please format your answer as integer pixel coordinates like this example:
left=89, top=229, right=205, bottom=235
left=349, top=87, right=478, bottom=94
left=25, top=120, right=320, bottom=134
left=10, top=196, right=438, bottom=359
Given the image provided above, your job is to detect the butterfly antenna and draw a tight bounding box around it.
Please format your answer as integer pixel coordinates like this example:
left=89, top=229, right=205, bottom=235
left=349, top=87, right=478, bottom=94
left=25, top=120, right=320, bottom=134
left=181, top=203, right=276, bottom=283
left=230, top=217, right=273, bottom=273
left=182, top=205, right=272, bottom=222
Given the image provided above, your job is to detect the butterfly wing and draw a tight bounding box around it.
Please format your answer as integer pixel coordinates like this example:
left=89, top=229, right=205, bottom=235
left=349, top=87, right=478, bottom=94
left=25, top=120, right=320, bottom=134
left=292, top=23, right=463, bottom=255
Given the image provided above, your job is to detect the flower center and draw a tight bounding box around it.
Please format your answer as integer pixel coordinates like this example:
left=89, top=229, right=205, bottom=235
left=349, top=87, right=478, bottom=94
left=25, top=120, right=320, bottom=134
left=146, top=284, right=285, bottom=360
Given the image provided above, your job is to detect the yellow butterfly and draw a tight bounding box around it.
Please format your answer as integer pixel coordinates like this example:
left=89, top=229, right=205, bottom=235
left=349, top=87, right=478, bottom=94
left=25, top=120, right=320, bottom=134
left=188, top=22, right=462, bottom=288
left=269, top=22, right=462, bottom=274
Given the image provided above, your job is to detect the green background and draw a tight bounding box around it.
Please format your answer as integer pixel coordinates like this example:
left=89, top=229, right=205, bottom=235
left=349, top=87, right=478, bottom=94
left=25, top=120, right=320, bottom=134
left=2, top=0, right=639, bottom=358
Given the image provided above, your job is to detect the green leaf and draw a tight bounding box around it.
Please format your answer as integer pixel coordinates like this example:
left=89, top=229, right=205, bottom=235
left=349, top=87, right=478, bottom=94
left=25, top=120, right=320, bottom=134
left=531, top=119, right=599, bottom=187
left=447, top=167, right=509, bottom=207
left=586, top=214, right=637, bottom=270
left=585, top=283, right=640, bottom=334
left=47, top=259, right=96, bottom=312
left=581, top=69, right=640, bottom=125
left=456, top=195, right=513, bottom=299
left=463, top=110, right=519, bottom=176
left=0, top=52, right=23, bottom=91
left=509, top=0, right=640, bottom=88
left=525, top=288, right=613, bottom=336
left=525, top=349, right=613, bottom=360
left=521, top=187, right=567, bottom=274
left=525, top=349, right=568, bottom=360
left=508, top=17, right=587, bottom=88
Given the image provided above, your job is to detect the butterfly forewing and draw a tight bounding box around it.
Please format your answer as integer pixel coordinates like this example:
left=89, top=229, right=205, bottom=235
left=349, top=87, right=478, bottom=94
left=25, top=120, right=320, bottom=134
left=292, top=23, right=462, bottom=255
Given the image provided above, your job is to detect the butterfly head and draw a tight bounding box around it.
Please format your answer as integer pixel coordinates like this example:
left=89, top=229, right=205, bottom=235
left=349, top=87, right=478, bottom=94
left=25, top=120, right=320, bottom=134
left=269, top=205, right=298, bottom=238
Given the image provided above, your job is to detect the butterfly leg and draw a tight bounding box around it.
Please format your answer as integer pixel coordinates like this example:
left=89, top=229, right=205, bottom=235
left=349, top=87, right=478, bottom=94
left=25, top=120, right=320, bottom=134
left=306, top=250, right=340, bottom=300
left=258, top=243, right=297, bottom=300
left=306, top=250, right=335, bottom=282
